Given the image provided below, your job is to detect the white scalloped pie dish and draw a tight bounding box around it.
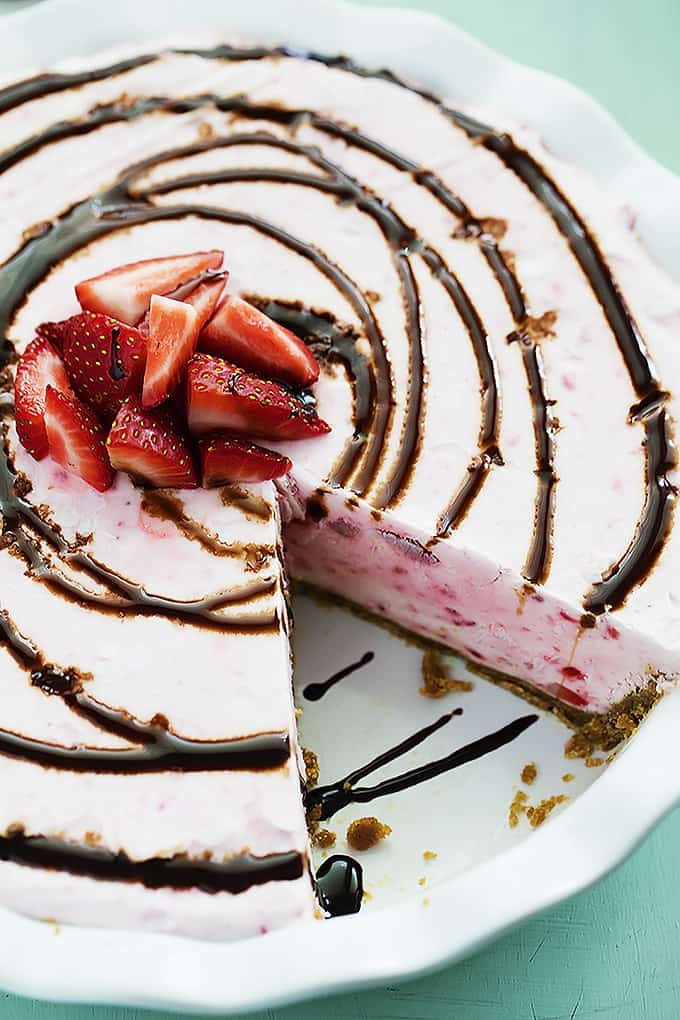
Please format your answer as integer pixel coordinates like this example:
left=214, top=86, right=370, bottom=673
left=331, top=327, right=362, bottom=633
left=1, top=0, right=680, bottom=1013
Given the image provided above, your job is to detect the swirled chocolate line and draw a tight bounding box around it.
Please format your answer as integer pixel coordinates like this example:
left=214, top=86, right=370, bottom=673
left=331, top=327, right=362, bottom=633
left=0, top=608, right=290, bottom=773
left=0, top=94, right=500, bottom=520
left=0, top=432, right=278, bottom=633
left=260, top=45, right=675, bottom=611
left=135, top=132, right=506, bottom=508
left=0, top=47, right=672, bottom=606
left=184, top=44, right=675, bottom=606
left=0, top=832, right=304, bottom=894
left=0, top=104, right=390, bottom=494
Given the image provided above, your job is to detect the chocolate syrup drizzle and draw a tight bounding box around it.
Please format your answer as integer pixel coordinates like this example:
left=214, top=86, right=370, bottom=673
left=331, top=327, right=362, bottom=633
left=0, top=100, right=501, bottom=514
left=0, top=832, right=303, bottom=894
left=302, top=650, right=374, bottom=701
left=0, top=606, right=290, bottom=773
left=306, top=711, right=538, bottom=819
left=0, top=48, right=672, bottom=602
left=0, top=436, right=277, bottom=632
left=0, top=41, right=671, bottom=902
left=315, top=854, right=363, bottom=916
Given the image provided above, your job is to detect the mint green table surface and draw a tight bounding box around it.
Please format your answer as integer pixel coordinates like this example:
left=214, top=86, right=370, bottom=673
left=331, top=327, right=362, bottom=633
left=0, top=1, right=679, bottom=1017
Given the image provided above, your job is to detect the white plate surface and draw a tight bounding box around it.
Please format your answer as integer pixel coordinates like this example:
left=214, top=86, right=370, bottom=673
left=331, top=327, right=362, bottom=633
left=1, top=0, right=680, bottom=1013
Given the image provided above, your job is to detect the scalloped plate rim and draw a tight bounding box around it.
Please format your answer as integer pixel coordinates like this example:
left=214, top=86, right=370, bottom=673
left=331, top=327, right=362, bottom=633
left=0, top=0, right=679, bottom=1013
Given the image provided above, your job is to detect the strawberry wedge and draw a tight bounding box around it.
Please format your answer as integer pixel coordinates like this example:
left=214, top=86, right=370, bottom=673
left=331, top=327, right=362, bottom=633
left=142, top=296, right=201, bottom=408
left=199, top=295, right=320, bottom=387
left=15, top=337, right=74, bottom=459
left=186, top=354, right=331, bottom=440
left=62, top=311, right=147, bottom=419
left=142, top=276, right=226, bottom=408
left=76, top=251, right=224, bottom=326
left=199, top=434, right=292, bottom=485
left=107, top=395, right=198, bottom=488
left=183, top=275, right=226, bottom=322
left=44, top=386, right=113, bottom=492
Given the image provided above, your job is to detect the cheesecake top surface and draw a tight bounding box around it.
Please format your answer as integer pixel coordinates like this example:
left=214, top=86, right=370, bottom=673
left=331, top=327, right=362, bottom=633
left=1, top=39, right=678, bottom=653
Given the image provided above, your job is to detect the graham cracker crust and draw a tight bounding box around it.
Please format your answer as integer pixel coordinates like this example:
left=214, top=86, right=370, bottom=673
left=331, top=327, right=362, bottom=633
left=293, top=581, right=663, bottom=753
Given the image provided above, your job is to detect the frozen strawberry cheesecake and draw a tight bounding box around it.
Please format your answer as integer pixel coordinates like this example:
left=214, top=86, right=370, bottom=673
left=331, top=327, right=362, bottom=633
left=0, top=37, right=678, bottom=938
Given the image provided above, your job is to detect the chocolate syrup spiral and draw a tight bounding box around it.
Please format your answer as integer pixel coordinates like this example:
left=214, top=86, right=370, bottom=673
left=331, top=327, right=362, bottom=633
left=0, top=604, right=290, bottom=774
left=0, top=46, right=668, bottom=605
left=0, top=41, right=671, bottom=902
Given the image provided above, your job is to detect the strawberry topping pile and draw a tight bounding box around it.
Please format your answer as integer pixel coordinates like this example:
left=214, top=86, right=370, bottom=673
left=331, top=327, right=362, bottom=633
left=13, top=251, right=328, bottom=491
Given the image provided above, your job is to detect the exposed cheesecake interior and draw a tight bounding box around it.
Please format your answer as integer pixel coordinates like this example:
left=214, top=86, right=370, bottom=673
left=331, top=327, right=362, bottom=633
left=0, top=39, right=678, bottom=938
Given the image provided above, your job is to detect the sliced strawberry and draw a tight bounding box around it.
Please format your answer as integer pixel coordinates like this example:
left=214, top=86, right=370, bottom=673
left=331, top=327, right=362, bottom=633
left=75, top=251, right=224, bottom=326
left=199, top=434, right=292, bottom=485
left=62, top=311, right=146, bottom=419
left=136, top=273, right=226, bottom=338
left=199, top=295, right=319, bottom=387
left=15, top=337, right=74, bottom=459
left=36, top=319, right=68, bottom=352
left=186, top=354, right=331, bottom=440
left=107, top=395, right=198, bottom=489
left=142, top=296, right=201, bottom=408
left=44, top=386, right=113, bottom=492
left=183, top=275, right=226, bottom=324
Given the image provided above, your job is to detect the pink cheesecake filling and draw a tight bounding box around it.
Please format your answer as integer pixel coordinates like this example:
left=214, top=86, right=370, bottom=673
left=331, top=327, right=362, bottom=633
left=282, top=483, right=675, bottom=715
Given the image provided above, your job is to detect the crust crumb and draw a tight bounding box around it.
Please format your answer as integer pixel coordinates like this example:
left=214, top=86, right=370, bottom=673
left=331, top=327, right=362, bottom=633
left=302, top=748, right=319, bottom=788
left=418, top=876, right=427, bottom=886
left=306, top=803, right=322, bottom=839
left=346, top=816, right=392, bottom=852
left=562, top=773, right=575, bottom=783
left=84, top=831, right=101, bottom=847
left=584, top=755, right=605, bottom=768
left=312, top=828, right=336, bottom=849
left=423, top=850, right=437, bottom=861
left=526, top=795, right=569, bottom=829
left=363, top=889, right=373, bottom=901
left=521, top=762, right=537, bottom=786
left=508, top=790, right=528, bottom=828
left=420, top=650, right=473, bottom=698
left=565, top=680, right=660, bottom=757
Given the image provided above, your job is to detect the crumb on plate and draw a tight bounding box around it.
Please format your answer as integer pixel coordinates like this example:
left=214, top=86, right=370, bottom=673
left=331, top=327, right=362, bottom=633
left=508, top=789, right=528, bottom=828
left=346, top=816, right=392, bottom=851
left=526, top=795, right=569, bottom=829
